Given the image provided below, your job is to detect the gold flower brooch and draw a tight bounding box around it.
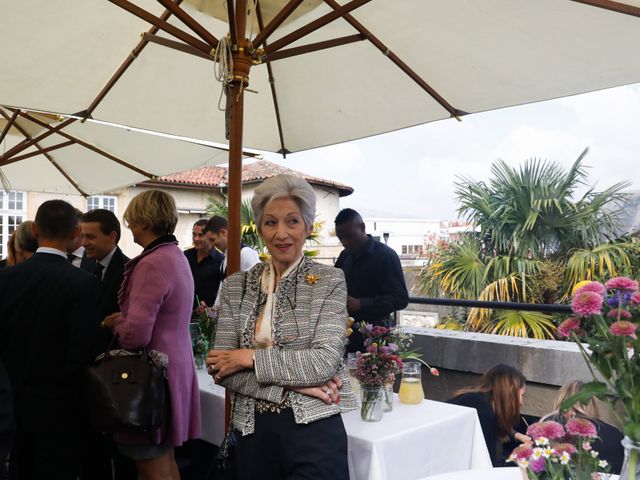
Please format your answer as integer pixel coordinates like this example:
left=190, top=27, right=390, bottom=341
left=305, top=274, right=320, bottom=285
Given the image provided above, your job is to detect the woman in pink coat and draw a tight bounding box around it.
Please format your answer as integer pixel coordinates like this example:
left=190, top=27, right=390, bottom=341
left=104, top=190, right=201, bottom=480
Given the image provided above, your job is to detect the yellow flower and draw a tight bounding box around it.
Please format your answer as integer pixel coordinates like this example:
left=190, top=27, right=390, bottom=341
left=305, top=274, right=320, bottom=285
left=346, top=328, right=353, bottom=337
left=346, top=316, right=355, bottom=328
left=572, top=280, right=592, bottom=295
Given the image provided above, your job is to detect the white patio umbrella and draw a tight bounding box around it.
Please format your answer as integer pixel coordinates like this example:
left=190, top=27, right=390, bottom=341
left=2, top=0, right=639, bottom=431
left=0, top=106, right=236, bottom=196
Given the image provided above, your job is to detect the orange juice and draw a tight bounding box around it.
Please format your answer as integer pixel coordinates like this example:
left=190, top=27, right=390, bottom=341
left=398, top=377, right=424, bottom=404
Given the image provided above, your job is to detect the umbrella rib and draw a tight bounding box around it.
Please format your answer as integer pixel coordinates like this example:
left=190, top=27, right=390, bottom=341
left=85, top=1, right=184, bottom=119
left=12, top=110, right=156, bottom=180
left=0, top=108, right=19, bottom=146
left=263, top=0, right=371, bottom=54
left=156, top=0, right=218, bottom=48
left=252, top=0, right=305, bottom=49
left=143, top=33, right=214, bottom=61
left=3, top=141, right=76, bottom=165
left=265, top=34, right=365, bottom=62
left=323, top=0, right=464, bottom=120
left=571, top=0, right=640, bottom=17
left=0, top=116, right=76, bottom=160
left=0, top=111, right=88, bottom=196
left=107, top=0, right=212, bottom=56
left=227, top=0, right=238, bottom=46
left=255, top=0, right=287, bottom=157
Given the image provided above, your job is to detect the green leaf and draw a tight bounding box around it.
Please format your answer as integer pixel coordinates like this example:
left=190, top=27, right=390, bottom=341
left=560, top=381, right=608, bottom=411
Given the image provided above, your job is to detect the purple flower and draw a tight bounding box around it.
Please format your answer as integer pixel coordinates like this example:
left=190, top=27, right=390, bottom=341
left=530, top=456, right=546, bottom=473
left=527, top=421, right=565, bottom=440
left=571, top=291, right=603, bottom=316
left=566, top=418, right=598, bottom=438
left=558, top=318, right=581, bottom=338
left=605, top=277, right=639, bottom=292
left=388, top=343, right=398, bottom=352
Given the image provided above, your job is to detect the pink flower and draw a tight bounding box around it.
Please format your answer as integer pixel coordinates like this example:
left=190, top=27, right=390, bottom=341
left=530, top=456, right=546, bottom=473
left=558, top=317, right=581, bottom=338
left=554, top=443, right=577, bottom=455
left=631, top=292, right=640, bottom=306
left=511, top=444, right=533, bottom=460
left=571, top=291, right=603, bottom=316
left=430, top=367, right=440, bottom=376
left=527, top=421, right=565, bottom=440
left=605, top=277, right=639, bottom=292
left=607, top=309, right=632, bottom=320
left=610, top=320, right=638, bottom=340
left=566, top=418, right=598, bottom=438
left=575, top=281, right=606, bottom=296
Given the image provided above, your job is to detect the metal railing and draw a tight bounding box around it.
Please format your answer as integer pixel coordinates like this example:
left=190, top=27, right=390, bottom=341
left=407, top=296, right=572, bottom=314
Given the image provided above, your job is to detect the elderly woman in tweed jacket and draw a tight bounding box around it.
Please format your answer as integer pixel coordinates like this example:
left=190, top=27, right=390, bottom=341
left=206, top=174, right=357, bottom=480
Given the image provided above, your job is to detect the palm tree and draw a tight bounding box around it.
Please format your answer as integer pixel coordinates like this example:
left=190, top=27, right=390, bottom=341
left=417, top=148, right=631, bottom=339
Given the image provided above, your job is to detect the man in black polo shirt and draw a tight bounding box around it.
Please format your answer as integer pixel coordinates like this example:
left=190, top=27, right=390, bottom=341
left=334, top=208, right=409, bottom=353
left=184, top=219, right=224, bottom=307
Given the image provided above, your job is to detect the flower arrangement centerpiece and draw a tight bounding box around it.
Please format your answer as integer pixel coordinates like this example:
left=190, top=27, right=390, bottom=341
left=352, top=323, right=439, bottom=419
left=191, top=299, right=218, bottom=368
left=558, top=277, right=640, bottom=479
left=509, top=417, right=610, bottom=479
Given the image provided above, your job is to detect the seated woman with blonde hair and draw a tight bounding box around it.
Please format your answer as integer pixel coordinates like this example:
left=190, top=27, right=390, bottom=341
left=207, top=174, right=357, bottom=480
left=543, top=380, right=624, bottom=474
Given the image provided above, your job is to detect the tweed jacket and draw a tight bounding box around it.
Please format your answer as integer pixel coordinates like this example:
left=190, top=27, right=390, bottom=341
left=216, top=257, right=357, bottom=435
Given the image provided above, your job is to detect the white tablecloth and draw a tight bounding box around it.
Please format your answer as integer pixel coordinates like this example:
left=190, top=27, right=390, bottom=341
left=421, top=468, right=619, bottom=480
left=421, top=467, right=522, bottom=480
left=197, top=370, right=492, bottom=480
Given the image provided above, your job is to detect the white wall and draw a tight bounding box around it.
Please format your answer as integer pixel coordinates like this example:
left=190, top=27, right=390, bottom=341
left=25, top=182, right=345, bottom=260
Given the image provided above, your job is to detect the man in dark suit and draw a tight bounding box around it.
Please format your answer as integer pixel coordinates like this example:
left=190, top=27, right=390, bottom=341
left=184, top=219, right=224, bottom=307
left=334, top=208, right=409, bottom=353
left=80, top=209, right=136, bottom=480
left=0, top=200, right=99, bottom=480
left=0, top=359, right=13, bottom=480
left=82, top=209, right=129, bottom=342
left=67, top=208, right=95, bottom=271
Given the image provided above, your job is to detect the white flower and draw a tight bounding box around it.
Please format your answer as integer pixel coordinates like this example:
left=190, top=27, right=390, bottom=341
left=591, top=450, right=599, bottom=458
left=532, top=448, right=544, bottom=460
left=598, top=459, right=608, bottom=468
left=535, top=436, right=550, bottom=446
left=518, top=459, right=529, bottom=468
left=542, top=447, right=553, bottom=458
left=560, top=452, right=571, bottom=465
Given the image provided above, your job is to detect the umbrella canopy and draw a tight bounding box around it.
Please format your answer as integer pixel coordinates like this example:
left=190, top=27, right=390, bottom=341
left=1, top=0, right=640, bottom=154
left=0, top=106, right=234, bottom=196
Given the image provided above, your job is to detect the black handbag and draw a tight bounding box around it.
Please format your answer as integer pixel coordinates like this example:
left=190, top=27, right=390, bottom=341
left=85, top=341, right=169, bottom=443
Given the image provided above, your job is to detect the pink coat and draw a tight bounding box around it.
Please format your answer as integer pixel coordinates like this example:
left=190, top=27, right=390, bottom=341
left=115, top=241, right=201, bottom=446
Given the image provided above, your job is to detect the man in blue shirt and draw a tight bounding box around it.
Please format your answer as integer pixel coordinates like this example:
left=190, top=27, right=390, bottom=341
left=334, top=208, right=408, bottom=352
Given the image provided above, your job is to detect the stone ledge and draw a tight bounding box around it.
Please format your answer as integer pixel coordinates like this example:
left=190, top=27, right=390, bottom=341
left=405, top=328, right=592, bottom=387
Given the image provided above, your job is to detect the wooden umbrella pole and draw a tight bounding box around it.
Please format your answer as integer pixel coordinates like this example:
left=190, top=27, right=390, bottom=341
left=224, top=0, right=250, bottom=433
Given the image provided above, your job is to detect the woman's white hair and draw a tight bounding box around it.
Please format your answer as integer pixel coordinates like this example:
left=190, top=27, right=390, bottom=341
left=251, top=174, right=316, bottom=231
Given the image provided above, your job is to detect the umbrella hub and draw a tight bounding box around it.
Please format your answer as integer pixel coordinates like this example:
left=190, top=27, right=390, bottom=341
left=230, top=39, right=253, bottom=87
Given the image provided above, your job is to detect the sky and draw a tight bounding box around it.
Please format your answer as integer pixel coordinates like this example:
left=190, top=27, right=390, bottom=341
left=262, top=83, right=640, bottom=221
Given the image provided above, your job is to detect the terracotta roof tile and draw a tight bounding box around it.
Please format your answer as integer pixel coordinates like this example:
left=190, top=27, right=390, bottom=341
left=152, top=160, right=353, bottom=197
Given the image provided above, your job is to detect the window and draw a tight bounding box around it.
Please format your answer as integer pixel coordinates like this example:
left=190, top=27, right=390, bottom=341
left=401, top=244, right=424, bottom=256
left=87, top=195, right=117, bottom=213
left=0, top=191, right=26, bottom=259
